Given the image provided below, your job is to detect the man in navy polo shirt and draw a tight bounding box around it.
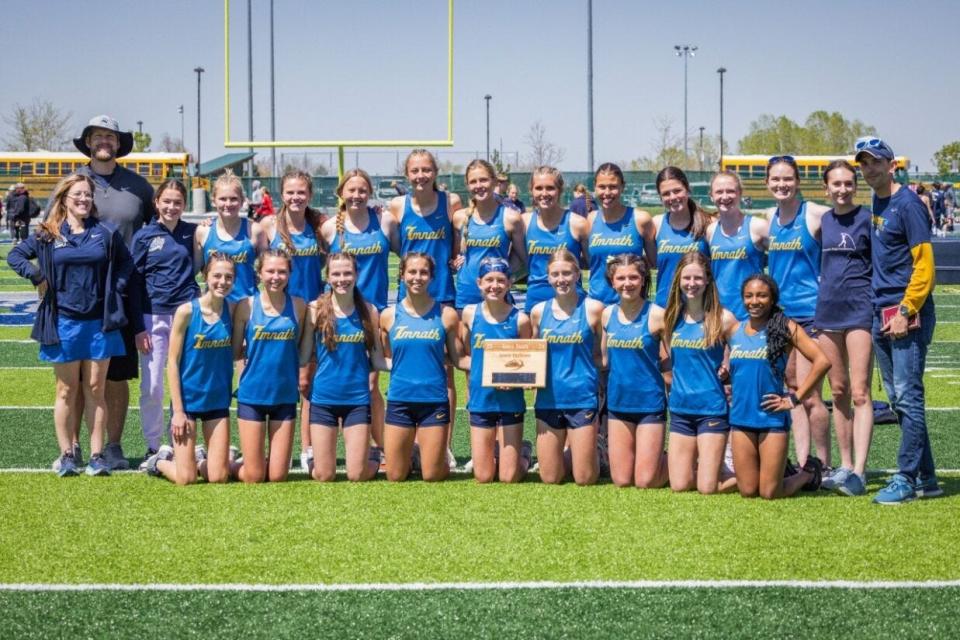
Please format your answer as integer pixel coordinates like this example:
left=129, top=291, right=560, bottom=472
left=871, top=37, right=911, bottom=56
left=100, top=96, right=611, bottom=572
left=856, top=136, right=941, bottom=504
left=73, top=115, right=154, bottom=470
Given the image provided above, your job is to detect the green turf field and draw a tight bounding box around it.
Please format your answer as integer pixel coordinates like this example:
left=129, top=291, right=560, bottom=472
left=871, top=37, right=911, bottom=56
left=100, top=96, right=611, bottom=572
left=0, top=245, right=958, bottom=637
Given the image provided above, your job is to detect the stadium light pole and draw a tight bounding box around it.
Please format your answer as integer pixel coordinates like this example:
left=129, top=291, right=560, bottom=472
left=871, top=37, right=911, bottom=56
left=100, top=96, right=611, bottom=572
left=178, top=105, right=184, bottom=151
left=194, top=66, right=205, bottom=177
left=698, top=126, right=705, bottom=172
left=484, top=94, right=492, bottom=161
left=269, top=0, right=277, bottom=177
left=587, top=0, right=595, bottom=173
left=137, top=120, right=143, bottom=135
left=247, top=0, right=254, bottom=179
left=717, top=66, right=727, bottom=169
left=674, top=45, right=697, bottom=165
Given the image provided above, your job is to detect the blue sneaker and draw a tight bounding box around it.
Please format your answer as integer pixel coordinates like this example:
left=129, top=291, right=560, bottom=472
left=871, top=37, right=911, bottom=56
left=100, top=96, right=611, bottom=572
left=873, top=473, right=917, bottom=505
left=57, top=453, right=79, bottom=477
left=916, top=474, right=944, bottom=499
left=835, top=471, right=866, bottom=497
left=821, top=466, right=851, bottom=491
left=84, top=454, right=111, bottom=477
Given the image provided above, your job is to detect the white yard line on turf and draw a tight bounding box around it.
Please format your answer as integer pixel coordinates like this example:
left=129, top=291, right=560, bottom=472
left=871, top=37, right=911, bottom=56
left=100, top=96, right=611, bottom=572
left=0, top=580, right=958, bottom=592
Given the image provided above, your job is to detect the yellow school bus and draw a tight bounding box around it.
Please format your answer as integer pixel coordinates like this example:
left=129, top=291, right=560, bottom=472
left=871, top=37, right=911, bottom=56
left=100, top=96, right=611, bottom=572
left=0, top=151, right=189, bottom=200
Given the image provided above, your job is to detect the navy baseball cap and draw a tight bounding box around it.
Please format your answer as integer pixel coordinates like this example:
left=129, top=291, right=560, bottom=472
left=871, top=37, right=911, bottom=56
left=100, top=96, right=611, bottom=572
left=854, top=136, right=895, bottom=162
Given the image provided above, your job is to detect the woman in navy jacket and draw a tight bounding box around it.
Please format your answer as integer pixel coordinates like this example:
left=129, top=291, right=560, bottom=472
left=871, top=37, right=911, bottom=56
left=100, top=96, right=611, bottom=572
left=8, top=174, right=138, bottom=477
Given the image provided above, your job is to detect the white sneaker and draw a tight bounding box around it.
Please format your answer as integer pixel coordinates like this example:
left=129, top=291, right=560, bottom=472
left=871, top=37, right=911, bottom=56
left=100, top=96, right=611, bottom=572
left=194, top=445, right=208, bottom=466
left=300, top=447, right=313, bottom=473
left=446, top=447, right=457, bottom=471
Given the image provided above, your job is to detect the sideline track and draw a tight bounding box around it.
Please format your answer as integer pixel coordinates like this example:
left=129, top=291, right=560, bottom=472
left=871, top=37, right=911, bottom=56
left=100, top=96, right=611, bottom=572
left=2, top=579, right=960, bottom=592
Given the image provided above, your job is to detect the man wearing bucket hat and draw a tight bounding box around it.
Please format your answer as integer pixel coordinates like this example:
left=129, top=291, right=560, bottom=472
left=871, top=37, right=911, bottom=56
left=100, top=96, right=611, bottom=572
left=855, top=136, right=940, bottom=505
left=68, top=115, right=154, bottom=471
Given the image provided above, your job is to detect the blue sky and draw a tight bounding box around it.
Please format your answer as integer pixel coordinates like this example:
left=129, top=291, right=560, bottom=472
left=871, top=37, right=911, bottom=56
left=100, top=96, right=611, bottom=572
left=3, top=0, right=958, bottom=172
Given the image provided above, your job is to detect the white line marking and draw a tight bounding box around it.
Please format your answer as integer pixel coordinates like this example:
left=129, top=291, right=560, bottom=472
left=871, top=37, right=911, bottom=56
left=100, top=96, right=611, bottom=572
left=0, top=580, right=958, bottom=592
left=0, top=339, right=33, bottom=344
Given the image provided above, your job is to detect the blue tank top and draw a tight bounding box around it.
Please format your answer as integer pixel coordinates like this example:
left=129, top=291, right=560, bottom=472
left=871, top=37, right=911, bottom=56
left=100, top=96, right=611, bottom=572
left=588, top=207, right=643, bottom=304
left=330, top=209, right=390, bottom=311
left=387, top=301, right=448, bottom=404
left=270, top=223, right=323, bottom=302
left=237, top=293, right=300, bottom=406
left=525, top=209, right=584, bottom=312
left=311, top=308, right=370, bottom=406
left=768, top=203, right=821, bottom=319
left=398, top=195, right=455, bottom=303
left=654, top=214, right=710, bottom=306
left=456, top=206, right=511, bottom=308
left=535, top=298, right=597, bottom=410
left=709, top=219, right=766, bottom=321
left=203, top=218, right=257, bottom=303
left=605, top=302, right=664, bottom=413
left=815, top=206, right=873, bottom=331
left=668, top=316, right=727, bottom=416
left=466, top=305, right=525, bottom=413
left=728, top=323, right=789, bottom=429
left=180, top=299, right=233, bottom=413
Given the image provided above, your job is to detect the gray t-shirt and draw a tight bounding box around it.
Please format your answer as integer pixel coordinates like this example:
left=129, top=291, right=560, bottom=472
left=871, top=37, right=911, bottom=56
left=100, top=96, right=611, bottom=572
left=76, top=164, right=156, bottom=247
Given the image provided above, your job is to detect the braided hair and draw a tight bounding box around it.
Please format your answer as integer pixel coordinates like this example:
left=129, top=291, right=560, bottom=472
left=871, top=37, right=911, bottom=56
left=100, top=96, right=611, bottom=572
left=740, top=273, right=792, bottom=381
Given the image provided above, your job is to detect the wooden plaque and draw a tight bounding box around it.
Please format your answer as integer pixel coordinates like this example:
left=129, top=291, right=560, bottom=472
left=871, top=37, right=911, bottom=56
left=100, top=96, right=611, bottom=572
left=481, top=339, right=547, bottom=388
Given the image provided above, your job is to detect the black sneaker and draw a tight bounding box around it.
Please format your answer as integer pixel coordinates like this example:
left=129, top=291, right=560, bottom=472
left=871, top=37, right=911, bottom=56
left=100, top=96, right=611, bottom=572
left=801, top=456, right=823, bottom=491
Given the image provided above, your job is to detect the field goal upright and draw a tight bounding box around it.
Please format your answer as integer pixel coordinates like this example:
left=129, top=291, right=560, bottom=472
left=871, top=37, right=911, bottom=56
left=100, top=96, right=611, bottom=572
left=221, top=0, right=455, bottom=179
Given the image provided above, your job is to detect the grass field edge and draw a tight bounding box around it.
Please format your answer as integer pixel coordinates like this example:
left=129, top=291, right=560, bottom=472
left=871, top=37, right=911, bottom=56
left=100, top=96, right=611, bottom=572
left=2, top=579, right=960, bottom=592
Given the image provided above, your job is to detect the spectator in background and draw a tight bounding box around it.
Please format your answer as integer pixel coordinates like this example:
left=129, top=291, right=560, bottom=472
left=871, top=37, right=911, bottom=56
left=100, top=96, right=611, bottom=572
left=248, top=179, right=263, bottom=219
left=494, top=172, right=520, bottom=211
left=507, top=183, right=526, bottom=213
left=569, top=183, right=595, bottom=216
left=931, top=182, right=946, bottom=235
left=6, top=183, right=31, bottom=245
left=390, top=180, right=407, bottom=196
left=259, top=186, right=275, bottom=218
left=915, top=184, right=936, bottom=229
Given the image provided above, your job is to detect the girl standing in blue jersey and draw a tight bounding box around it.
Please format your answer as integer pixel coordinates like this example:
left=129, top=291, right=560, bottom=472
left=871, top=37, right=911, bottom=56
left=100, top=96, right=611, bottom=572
left=764, top=156, right=831, bottom=473
left=454, top=159, right=526, bottom=309
left=521, top=166, right=590, bottom=313
left=707, top=171, right=768, bottom=320
left=663, top=252, right=738, bottom=494
left=262, top=170, right=327, bottom=471
left=531, top=248, right=605, bottom=486
left=600, top=255, right=669, bottom=489
left=298, top=253, right=388, bottom=482
left=586, top=163, right=656, bottom=305
left=457, top=257, right=533, bottom=483
left=231, top=248, right=307, bottom=483
left=816, top=161, right=874, bottom=496
left=132, top=179, right=199, bottom=461
left=389, top=150, right=463, bottom=468
left=652, top=166, right=710, bottom=307
left=724, top=274, right=830, bottom=499
left=380, top=252, right=461, bottom=482
left=8, top=174, right=138, bottom=477
left=195, top=171, right=264, bottom=304
left=322, top=169, right=401, bottom=463
left=145, top=253, right=236, bottom=484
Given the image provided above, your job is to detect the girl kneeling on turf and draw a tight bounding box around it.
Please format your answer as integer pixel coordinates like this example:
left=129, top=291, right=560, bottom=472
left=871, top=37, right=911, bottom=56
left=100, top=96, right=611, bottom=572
left=663, top=252, right=738, bottom=494
left=531, top=247, right=604, bottom=485
left=380, top=252, right=461, bottom=481
left=232, top=248, right=307, bottom=483
left=601, top=254, right=669, bottom=488
left=147, top=252, right=236, bottom=484
left=457, top=257, right=533, bottom=483
left=298, top=253, right=387, bottom=482
left=725, top=274, right=830, bottom=499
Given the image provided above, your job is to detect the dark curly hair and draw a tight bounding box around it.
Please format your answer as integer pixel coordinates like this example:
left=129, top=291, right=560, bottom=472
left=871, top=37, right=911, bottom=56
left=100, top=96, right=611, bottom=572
left=740, top=273, right=792, bottom=380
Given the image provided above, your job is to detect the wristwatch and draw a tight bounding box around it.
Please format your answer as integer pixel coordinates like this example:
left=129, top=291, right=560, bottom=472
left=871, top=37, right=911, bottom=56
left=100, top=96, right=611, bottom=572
left=898, top=305, right=911, bottom=318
